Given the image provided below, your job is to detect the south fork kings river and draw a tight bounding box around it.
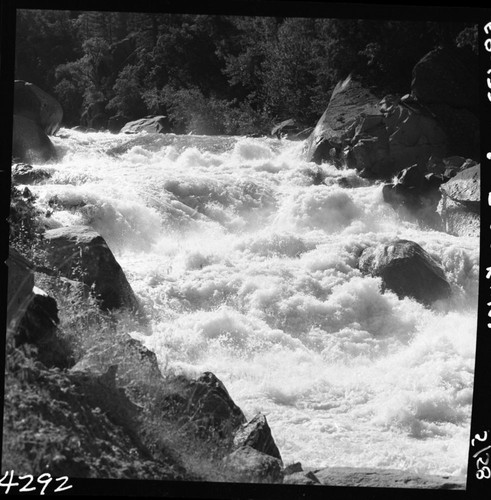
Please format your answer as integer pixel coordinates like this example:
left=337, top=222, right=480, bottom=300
left=28, top=129, right=478, bottom=478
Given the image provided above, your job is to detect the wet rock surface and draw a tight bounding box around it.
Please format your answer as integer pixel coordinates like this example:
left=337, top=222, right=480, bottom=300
left=359, top=239, right=451, bottom=305
left=233, top=413, right=282, bottom=462
left=43, top=225, right=141, bottom=312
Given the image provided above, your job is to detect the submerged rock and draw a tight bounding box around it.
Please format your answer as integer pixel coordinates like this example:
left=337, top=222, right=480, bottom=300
left=43, top=225, right=141, bottom=312
left=359, top=239, right=451, bottom=305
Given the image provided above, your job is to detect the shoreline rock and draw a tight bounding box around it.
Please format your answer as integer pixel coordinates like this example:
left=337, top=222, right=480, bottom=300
left=43, top=225, right=141, bottom=313
left=312, top=466, right=465, bottom=489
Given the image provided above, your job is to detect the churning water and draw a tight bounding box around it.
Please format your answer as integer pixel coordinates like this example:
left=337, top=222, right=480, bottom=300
left=31, top=129, right=478, bottom=478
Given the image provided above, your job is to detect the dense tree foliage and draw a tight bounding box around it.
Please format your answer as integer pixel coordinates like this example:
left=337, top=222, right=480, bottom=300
left=14, top=9, right=477, bottom=134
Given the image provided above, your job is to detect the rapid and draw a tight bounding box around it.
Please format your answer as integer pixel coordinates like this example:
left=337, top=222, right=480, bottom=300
left=30, top=129, right=478, bottom=478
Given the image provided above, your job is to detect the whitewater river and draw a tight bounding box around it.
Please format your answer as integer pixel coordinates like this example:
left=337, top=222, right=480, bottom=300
left=31, top=129, right=478, bottom=478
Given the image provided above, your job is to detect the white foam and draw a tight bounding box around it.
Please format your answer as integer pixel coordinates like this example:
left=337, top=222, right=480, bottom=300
left=39, top=130, right=478, bottom=476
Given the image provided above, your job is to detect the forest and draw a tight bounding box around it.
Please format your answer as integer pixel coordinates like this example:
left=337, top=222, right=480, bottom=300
left=15, top=9, right=477, bottom=135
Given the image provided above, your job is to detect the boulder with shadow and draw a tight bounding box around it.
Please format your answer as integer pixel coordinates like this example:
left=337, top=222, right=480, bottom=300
left=359, top=239, right=451, bottom=305
left=43, top=225, right=141, bottom=313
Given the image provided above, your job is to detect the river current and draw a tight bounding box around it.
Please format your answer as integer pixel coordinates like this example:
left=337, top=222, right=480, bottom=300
left=30, top=129, right=478, bottom=478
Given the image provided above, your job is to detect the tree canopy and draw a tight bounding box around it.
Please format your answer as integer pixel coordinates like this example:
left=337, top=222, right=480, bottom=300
left=14, top=9, right=477, bottom=134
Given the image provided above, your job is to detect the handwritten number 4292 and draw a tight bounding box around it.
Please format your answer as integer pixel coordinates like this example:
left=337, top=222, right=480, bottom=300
left=0, top=471, right=72, bottom=495
left=472, top=431, right=491, bottom=480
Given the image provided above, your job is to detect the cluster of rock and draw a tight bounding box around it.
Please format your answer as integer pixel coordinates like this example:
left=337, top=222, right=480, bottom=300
left=302, top=45, right=480, bottom=271
left=305, top=46, right=478, bottom=180
left=382, top=159, right=480, bottom=237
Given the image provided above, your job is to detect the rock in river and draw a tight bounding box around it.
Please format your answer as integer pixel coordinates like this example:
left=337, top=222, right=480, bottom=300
left=359, top=239, right=451, bottom=305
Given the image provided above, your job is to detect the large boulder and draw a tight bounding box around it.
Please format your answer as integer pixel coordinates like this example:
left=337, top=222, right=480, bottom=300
left=438, top=164, right=480, bottom=237
left=233, top=413, right=282, bottom=462
left=14, top=80, right=63, bottom=135
left=342, top=95, right=447, bottom=179
left=162, top=371, right=246, bottom=439
left=305, top=77, right=448, bottom=179
left=307, top=46, right=479, bottom=177
left=43, top=225, right=140, bottom=312
left=121, top=116, right=171, bottom=134
left=12, top=115, right=57, bottom=164
left=305, top=75, right=381, bottom=165
left=411, top=47, right=479, bottom=160
left=224, top=445, right=283, bottom=483
left=359, top=239, right=451, bottom=305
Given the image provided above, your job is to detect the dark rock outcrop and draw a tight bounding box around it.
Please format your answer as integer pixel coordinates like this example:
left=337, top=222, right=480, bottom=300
left=359, top=239, right=451, bottom=305
left=306, top=47, right=478, bottom=179
left=14, top=80, right=63, bottom=135
left=224, top=445, right=283, bottom=483
left=305, top=75, right=381, bottom=165
left=121, top=116, right=170, bottom=134
left=233, top=413, right=282, bottom=462
left=43, top=225, right=140, bottom=312
left=438, top=164, right=480, bottom=237
left=305, top=76, right=447, bottom=179
left=162, top=371, right=246, bottom=439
